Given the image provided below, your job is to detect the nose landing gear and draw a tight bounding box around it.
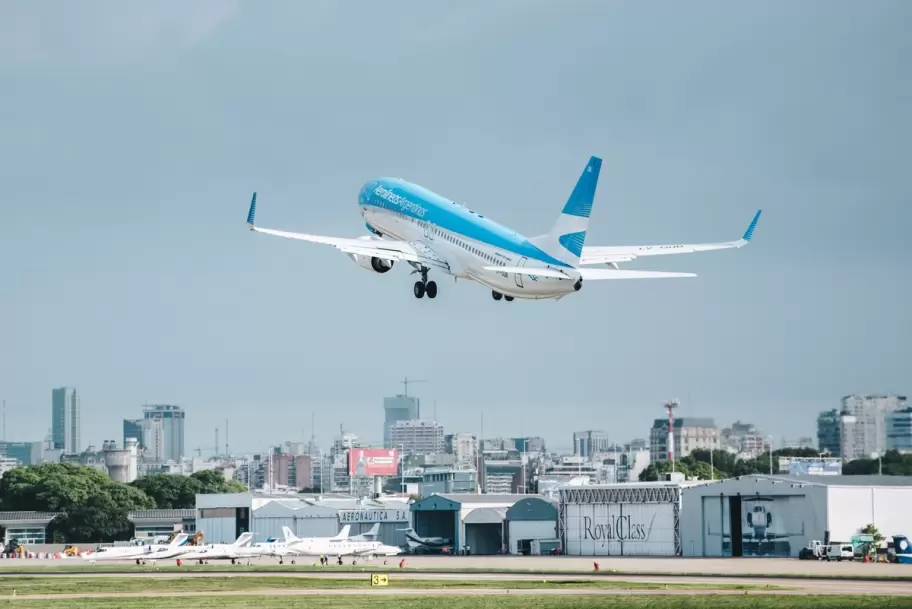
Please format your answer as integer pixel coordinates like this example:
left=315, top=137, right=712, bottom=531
left=492, top=291, right=514, bottom=302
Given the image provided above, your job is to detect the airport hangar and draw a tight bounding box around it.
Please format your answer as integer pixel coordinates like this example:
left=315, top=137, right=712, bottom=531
left=680, top=474, right=912, bottom=558
left=195, top=492, right=411, bottom=547
left=410, top=494, right=559, bottom=554
left=557, top=475, right=912, bottom=558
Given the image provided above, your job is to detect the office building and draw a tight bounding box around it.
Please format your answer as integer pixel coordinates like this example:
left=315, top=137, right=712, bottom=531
left=817, top=409, right=841, bottom=457
left=650, top=417, right=719, bottom=462
left=390, top=420, right=444, bottom=456
left=839, top=395, right=907, bottom=461
left=123, top=419, right=142, bottom=448
left=512, top=437, right=546, bottom=453
left=142, top=404, right=185, bottom=462
left=887, top=408, right=912, bottom=453
left=51, top=387, right=80, bottom=453
left=0, top=442, right=43, bottom=466
left=573, top=430, right=609, bottom=458
left=383, top=395, right=419, bottom=447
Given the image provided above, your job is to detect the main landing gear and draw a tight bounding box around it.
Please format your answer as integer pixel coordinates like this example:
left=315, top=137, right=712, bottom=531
left=492, top=291, right=514, bottom=302
left=413, top=267, right=437, bottom=299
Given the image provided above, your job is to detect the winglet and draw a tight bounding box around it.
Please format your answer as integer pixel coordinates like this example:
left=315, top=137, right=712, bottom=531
left=246, top=192, right=257, bottom=228
left=742, top=209, right=761, bottom=242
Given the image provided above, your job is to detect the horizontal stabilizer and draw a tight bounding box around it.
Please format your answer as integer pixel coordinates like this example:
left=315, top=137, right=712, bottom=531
left=579, top=268, right=696, bottom=280
left=483, top=266, right=570, bottom=279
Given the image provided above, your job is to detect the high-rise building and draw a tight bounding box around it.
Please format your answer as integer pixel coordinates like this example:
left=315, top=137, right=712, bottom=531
left=839, top=395, right=907, bottom=461
left=142, top=404, right=185, bottom=462
left=0, top=441, right=43, bottom=466
left=512, top=437, right=546, bottom=453
left=51, top=387, right=80, bottom=453
left=649, top=418, right=719, bottom=462
left=123, top=419, right=142, bottom=447
left=445, top=432, right=477, bottom=469
left=383, top=395, right=419, bottom=447
left=573, top=430, right=609, bottom=458
left=817, top=409, right=841, bottom=457
left=886, top=408, right=912, bottom=454
left=721, top=421, right=770, bottom=458
left=391, top=420, right=444, bottom=456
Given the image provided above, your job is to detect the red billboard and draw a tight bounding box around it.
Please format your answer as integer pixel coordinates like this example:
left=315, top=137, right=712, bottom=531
left=348, top=448, right=399, bottom=477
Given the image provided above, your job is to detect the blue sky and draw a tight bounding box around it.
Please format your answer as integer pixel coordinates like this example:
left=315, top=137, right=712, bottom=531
left=1, top=1, right=909, bottom=454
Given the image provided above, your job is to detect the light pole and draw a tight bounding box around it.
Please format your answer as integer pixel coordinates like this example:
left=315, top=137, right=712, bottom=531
left=521, top=439, right=529, bottom=494
left=768, top=436, right=774, bottom=475
left=399, top=443, right=405, bottom=495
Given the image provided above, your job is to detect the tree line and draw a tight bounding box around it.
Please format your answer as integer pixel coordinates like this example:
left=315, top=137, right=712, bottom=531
left=0, top=463, right=246, bottom=543
left=638, top=447, right=912, bottom=481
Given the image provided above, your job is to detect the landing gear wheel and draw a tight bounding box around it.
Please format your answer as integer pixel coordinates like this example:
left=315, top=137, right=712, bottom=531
left=413, top=281, right=426, bottom=298
left=291, top=560, right=296, bottom=565
left=492, top=291, right=503, bottom=301
left=426, top=281, right=438, bottom=299
left=279, top=559, right=283, bottom=565
left=504, top=296, right=514, bottom=302
left=574, top=279, right=583, bottom=291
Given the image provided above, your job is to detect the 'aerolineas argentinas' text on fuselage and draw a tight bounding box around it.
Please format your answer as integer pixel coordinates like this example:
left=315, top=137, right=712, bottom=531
left=373, top=185, right=428, bottom=218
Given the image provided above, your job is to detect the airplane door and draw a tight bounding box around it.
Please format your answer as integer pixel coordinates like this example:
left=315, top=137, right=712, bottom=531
left=515, top=257, right=527, bottom=288
left=423, top=222, right=433, bottom=241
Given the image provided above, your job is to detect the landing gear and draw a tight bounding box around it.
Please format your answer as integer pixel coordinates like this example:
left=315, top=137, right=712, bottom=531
left=574, top=278, right=582, bottom=291
left=504, top=296, right=514, bottom=302
left=412, top=266, right=437, bottom=299
left=492, top=291, right=503, bottom=301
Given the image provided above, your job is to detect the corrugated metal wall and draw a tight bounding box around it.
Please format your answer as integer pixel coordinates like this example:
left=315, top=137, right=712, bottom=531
left=196, top=516, right=237, bottom=544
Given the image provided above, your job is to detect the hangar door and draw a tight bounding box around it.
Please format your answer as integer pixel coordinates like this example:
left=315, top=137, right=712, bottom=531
left=463, top=508, right=506, bottom=555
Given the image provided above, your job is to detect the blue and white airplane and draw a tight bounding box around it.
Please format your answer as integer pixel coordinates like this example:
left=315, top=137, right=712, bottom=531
left=245, top=156, right=761, bottom=301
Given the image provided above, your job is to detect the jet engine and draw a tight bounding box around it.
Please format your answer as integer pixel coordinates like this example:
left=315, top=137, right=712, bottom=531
left=350, top=254, right=395, bottom=273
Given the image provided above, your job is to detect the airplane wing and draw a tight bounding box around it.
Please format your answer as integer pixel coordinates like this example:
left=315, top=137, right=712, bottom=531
left=483, top=266, right=696, bottom=280
left=246, top=192, right=447, bottom=269
left=579, top=210, right=761, bottom=266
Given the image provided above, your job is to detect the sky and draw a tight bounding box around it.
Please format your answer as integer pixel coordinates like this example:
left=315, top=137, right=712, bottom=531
left=1, top=0, right=910, bottom=455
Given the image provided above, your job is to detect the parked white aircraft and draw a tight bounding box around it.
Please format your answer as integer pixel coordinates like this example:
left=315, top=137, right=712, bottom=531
left=287, top=528, right=402, bottom=562
left=179, top=532, right=257, bottom=564
left=398, top=527, right=452, bottom=553
left=84, top=533, right=190, bottom=562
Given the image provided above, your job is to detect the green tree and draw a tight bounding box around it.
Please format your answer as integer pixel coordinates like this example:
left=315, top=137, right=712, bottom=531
left=130, top=474, right=200, bottom=509
left=189, top=470, right=247, bottom=494
left=860, top=523, right=884, bottom=546
left=0, top=463, right=154, bottom=543
left=639, top=460, right=691, bottom=482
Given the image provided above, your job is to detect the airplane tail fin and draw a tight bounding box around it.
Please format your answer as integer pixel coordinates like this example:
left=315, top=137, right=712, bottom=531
left=331, top=525, right=351, bottom=540
left=362, top=523, right=380, bottom=538
left=528, top=156, right=602, bottom=268
left=233, top=532, right=255, bottom=547
left=169, top=533, right=189, bottom=547
left=282, top=526, right=300, bottom=544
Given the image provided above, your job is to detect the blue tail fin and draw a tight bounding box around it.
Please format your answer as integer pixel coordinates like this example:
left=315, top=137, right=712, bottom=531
left=529, top=156, right=602, bottom=266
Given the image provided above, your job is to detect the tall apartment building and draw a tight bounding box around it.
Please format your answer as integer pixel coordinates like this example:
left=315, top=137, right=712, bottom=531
left=649, top=417, right=719, bottom=462
left=445, top=432, right=477, bottom=469
left=573, top=430, right=609, bottom=458
left=887, top=408, right=912, bottom=454
left=390, top=420, right=444, bottom=456
left=51, top=387, right=80, bottom=453
left=123, top=418, right=166, bottom=463
left=143, top=405, right=185, bottom=462
left=839, top=394, right=907, bottom=461
left=383, top=395, right=419, bottom=447
left=721, top=421, right=770, bottom=458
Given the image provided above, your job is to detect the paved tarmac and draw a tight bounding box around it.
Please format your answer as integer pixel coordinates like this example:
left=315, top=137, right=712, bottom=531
left=6, top=554, right=911, bottom=578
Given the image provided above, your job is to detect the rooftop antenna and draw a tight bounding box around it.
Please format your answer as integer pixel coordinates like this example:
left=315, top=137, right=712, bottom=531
left=2, top=399, right=5, bottom=442
left=215, top=427, right=219, bottom=459
left=664, top=399, right=680, bottom=473
left=225, top=419, right=229, bottom=457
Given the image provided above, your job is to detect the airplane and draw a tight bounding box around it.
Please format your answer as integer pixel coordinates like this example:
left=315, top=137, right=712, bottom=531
left=245, top=156, right=761, bottom=301
left=287, top=527, right=401, bottom=563
left=84, top=533, right=191, bottom=562
left=397, top=527, right=452, bottom=553
left=350, top=523, right=381, bottom=542
left=177, top=532, right=257, bottom=564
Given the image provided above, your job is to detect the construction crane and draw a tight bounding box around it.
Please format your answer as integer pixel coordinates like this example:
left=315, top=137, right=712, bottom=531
left=401, top=377, right=428, bottom=397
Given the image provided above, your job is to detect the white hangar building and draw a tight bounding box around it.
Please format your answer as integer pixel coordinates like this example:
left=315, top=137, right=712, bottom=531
left=559, top=482, right=704, bottom=556
left=196, top=492, right=411, bottom=547
left=680, top=474, right=912, bottom=558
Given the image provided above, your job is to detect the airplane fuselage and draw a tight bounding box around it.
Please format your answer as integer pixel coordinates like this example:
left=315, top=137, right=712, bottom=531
left=358, top=179, right=581, bottom=300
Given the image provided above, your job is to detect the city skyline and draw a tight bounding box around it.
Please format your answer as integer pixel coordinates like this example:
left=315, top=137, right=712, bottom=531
left=2, top=2, right=909, bottom=453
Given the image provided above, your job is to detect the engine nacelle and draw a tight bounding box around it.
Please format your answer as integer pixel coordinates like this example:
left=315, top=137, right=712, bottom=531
left=351, top=254, right=394, bottom=274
